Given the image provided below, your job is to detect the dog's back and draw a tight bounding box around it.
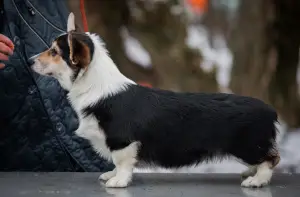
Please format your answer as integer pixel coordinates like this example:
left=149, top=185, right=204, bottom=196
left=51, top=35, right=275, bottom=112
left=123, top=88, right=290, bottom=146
left=84, top=84, right=278, bottom=170
left=31, top=15, right=280, bottom=187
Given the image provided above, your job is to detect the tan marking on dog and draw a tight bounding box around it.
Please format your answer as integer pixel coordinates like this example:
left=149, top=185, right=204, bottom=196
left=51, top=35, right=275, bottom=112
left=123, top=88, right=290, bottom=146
left=269, top=155, right=280, bottom=169
left=79, top=42, right=91, bottom=68
left=37, top=42, right=65, bottom=67
left=68, top=33, right=76, bottom=65
left=67, top=33, right=91, bottom=68
left=267, top=147, right=280, bottom=169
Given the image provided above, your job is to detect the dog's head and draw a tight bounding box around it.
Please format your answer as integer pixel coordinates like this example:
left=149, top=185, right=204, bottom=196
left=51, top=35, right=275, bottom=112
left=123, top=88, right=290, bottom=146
left=31, top=13, right=94, bottom=90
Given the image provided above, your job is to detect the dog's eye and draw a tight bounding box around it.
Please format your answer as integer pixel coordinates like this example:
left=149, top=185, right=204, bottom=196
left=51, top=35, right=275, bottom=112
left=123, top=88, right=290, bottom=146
left=50, top=49, right=57, bottom=57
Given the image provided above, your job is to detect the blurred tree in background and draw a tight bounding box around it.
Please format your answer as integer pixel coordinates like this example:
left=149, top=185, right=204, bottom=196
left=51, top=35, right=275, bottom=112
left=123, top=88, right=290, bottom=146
left=202, top=0, right=300, bottom=127
left=69, top=0, right=300, bottom=129
left=81, top=0, right=218, bottom=93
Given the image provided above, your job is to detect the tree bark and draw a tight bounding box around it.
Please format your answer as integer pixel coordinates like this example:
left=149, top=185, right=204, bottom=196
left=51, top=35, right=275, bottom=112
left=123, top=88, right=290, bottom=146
left=82, top=0, right=219, bottom=92
left=229, top=0, right=275, bottom=100
left=84, top=0, right=155, bottom=84
left=127, top=0, right=218, bottom=92
left=228, top=0, right=300, bottom=128
left=268, top=0, right=300, bottom=127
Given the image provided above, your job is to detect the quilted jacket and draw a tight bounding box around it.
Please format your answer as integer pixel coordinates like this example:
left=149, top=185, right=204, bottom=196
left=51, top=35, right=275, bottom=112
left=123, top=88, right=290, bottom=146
left=0, top=0, right=113, bottom=172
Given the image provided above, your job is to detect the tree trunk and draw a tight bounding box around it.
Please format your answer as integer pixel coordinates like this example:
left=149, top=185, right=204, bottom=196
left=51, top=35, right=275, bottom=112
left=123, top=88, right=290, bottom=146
left=82, top=0, right=219, bottom=92
left=228, top=0, right=300, bottom=128
left=84, top=0, right=156, bottom=84
left=268, top=0, right=300, bottom=127
left=229, top=0, right=275, bottom=100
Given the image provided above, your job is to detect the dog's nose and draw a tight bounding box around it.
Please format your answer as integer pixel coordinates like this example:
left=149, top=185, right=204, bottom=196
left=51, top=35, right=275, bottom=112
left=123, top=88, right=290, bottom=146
left=27, top=58, right=35, bottom=66
left=27, top=53, right=40, bottom=66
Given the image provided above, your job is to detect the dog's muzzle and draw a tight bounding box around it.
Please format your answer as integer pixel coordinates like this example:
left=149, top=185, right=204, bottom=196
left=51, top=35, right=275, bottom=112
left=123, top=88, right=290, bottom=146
left=28, top=53, right=41, bottom=66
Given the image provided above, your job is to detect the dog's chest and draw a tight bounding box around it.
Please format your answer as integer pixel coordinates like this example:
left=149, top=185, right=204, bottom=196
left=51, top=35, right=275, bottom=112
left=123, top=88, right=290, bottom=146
left=75, top=115, right=112, bottom=161
left=68, top=92, right=113, bottom=161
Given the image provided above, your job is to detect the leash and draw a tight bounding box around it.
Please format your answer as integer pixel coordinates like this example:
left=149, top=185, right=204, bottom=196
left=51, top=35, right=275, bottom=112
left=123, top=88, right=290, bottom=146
left=78, top=0, right=152, bottom=88
left=80, top=0, right=89, bottom=32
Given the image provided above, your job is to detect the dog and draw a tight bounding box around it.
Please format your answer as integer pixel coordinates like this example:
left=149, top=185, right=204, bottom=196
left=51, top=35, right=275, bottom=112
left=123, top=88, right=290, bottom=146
left=31, top=13, right=280, bottom=188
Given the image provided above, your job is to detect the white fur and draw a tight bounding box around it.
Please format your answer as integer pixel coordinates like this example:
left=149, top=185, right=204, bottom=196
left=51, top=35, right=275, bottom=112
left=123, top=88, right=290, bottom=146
left=241, top=166, right=257, bottom=178
left=31, top=40, right=75, bottom=90
left=98, top=141, right=140, bottom=188
left=32, top=29, right=277, bottom=188
left=66, top=33, right=139, bottom=187
left=32, top=12, right=75, bottom=90
left=67, top=33, right=136, bottom=161
left=31, top=29, right=139, bottom=187
left=31, top=55, right=74, bottom=90
left=241, top=162, right=273, bottom=187
left=105, top=142, right=140, bottom=188
left=99, top=168, right=117, bottom=181
left=68, top=33, right=135, bottom=106
left=74, top=115, right=111, bottom=161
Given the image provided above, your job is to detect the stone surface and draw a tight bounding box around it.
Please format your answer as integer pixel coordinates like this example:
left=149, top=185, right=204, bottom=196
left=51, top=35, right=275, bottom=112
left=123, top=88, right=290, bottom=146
left=0, top=172, right=298, bottom=197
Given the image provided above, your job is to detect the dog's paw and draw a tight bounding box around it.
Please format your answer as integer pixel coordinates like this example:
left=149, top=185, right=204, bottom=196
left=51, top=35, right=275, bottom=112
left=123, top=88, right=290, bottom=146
left=105, top=176, right=130, bottom=188
left=241, top=167, right=257, bottom=179
left=99, top=170, right=117, bottom=181
left=241, top=176, right=269, bottom=188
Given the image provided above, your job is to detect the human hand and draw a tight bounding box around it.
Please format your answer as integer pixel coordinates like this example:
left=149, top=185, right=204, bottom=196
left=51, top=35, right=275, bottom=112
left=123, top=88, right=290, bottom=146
left=0, top=34, right=14, bottom=68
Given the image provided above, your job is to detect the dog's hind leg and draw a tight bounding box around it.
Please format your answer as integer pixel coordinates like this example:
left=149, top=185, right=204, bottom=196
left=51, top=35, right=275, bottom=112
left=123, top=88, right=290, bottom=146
left=234, top=157, right=257, bottom=179
left=105, top=142, right=140, bottom=188
left=241, top=166, right=257, bottom=179
left=241, top=153, right=280, bottom=188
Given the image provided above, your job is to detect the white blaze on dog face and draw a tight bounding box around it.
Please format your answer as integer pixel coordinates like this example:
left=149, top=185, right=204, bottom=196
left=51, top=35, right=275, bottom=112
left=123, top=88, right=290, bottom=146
left=31, top=32, right=94, bottom=90
left=31, top=41, right=74, bottom=90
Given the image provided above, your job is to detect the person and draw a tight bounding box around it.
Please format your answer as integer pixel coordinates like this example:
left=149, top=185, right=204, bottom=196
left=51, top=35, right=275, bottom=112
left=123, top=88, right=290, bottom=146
left=0, top=0, right=112, bottom=172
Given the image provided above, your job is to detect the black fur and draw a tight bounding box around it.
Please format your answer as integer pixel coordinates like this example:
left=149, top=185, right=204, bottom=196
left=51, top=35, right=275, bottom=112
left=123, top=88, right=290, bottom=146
left=83, top=85, right=278, bottom=169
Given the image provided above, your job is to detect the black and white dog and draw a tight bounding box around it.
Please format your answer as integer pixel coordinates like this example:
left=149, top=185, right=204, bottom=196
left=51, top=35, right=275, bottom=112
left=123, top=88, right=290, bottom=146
left=31, top=13, right=280, bottom=188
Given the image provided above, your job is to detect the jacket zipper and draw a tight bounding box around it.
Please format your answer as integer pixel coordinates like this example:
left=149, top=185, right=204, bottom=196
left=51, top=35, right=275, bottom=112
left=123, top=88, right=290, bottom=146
left=11, top=0, right=76, bottom=171
left=12, top=0, right=49, bottom=48
left=26, top=0, right=66, bottom=33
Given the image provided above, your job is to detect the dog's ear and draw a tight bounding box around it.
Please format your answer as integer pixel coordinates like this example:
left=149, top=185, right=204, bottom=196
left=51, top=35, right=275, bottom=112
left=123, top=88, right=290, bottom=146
left=67, top=12, right=76, bottom=32
left=67, top=33, right=91, bottom=68
left=67, top=12, right=84, bottom=33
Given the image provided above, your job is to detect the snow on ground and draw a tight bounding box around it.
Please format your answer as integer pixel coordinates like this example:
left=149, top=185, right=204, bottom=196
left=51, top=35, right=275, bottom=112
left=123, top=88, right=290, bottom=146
left=278, top=129, right=300, bottom=173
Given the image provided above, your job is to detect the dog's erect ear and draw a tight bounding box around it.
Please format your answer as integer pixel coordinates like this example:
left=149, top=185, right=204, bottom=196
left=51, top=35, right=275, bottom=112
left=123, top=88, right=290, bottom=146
left=67, top=33, right=91, bottom=68
left=67, top=12, right=76, bottom=32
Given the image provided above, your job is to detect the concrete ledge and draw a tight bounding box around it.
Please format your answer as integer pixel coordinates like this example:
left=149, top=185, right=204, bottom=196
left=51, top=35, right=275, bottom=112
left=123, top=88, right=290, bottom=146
left=0, top=172, right=298, bottom=197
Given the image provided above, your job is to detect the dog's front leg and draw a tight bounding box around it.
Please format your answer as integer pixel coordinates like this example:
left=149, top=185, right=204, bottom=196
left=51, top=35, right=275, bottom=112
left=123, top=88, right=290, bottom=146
left=105, top=142, right=140, bottom=188
left=99, top=168, right=117, bottom=181
left=74, top=121, right=88, bottom=139
left=74, top=118, right=99, bottom=140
